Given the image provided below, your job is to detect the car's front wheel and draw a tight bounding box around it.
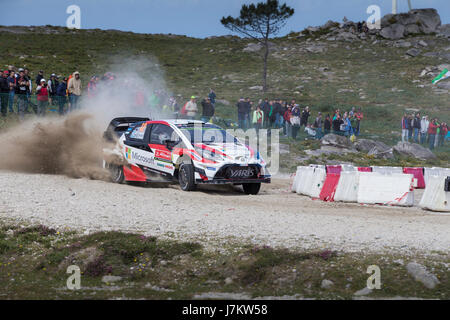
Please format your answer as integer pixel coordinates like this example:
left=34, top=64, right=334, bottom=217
left=109, top=164, right=124, bottom=184
left=178, top=163, right=197, bottom=191
left=242, top=183, right=261, bottom=195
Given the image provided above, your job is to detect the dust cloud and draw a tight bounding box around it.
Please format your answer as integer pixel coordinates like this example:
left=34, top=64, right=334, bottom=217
left=0, top=57, right=171, bottom=180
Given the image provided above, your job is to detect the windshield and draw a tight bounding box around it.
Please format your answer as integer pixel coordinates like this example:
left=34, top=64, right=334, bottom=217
left=177, top=124, right=239, bottom=145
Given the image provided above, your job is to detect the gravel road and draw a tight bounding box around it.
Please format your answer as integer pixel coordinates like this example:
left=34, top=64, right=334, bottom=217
left=1, top=170, right=449, bottom=255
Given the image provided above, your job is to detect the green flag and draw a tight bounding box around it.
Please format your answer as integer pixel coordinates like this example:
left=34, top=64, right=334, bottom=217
left=432, top=68, right=450, bottom=84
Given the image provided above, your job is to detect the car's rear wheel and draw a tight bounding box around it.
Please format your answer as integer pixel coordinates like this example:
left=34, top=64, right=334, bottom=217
left=242, top=183, right=261, bottom=195
left=109, top=164, right=124, bottom=184
left=178, top=163, right=196, bottom=191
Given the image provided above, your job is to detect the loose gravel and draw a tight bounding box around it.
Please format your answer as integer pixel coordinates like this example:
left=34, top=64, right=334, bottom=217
left=1, top=171, right=449, bottom=255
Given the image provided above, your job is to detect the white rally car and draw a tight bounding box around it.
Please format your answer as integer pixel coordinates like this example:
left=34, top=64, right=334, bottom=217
left=103, top=117, right=271, bottom=194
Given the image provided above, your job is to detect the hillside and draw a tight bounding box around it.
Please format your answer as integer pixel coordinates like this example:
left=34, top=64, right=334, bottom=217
left=1, top=17, right=449, bottom=168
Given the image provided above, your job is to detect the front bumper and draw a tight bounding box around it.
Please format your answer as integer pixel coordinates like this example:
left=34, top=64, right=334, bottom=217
left=195, top=177, right=271, bottom=185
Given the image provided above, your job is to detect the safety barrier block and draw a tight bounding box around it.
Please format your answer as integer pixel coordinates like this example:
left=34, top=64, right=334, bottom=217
left=291, top=166, right=307, bottom=193
left=319, top=173, right=340, bottom=202
left=419, top=175, right=450, bottom=212
left=403, top=167, right=425, bottom=189
left=357, top=167, right=372, bottom=172
left=334, top=171, right=360, bottom=203
left=296, top=166, right=315, bottom=195
left=326, top=165, right=342, bottom=174
left=371, top=166, right=403, bottom=175
left=357, top=173, right=414, bottom=207
left=306, top=167, right=327, bottom=198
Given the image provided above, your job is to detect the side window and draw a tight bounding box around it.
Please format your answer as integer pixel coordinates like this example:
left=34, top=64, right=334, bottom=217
left=129, top=122, right=148, bottom=140
left=150, top=124, right=175, bottom=145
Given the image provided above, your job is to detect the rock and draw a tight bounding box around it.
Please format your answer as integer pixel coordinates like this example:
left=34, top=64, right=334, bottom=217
left=354, top=139, right=394, bottom=159
left=438, top=24, right=450, bottom=37
left=411, top=9, right=442, bottom=34
left=101, top=275, right=122, bottom=283
left=406, top=262, right=440, bottom=289
left=225, top=277, right=233, bottom=285
left=418, top=40, right=428, bottom=47
left=394, top=41, right=411, bottom=48
left=406, top=48, right=421, bottom=57
left=337, top=31, right=358, bottom=41
left=321, top=279, right=334, bottom=289
left=321, top=133, right=353, bottom=149
left=354, top=287, right=372, bottom=296
left=393, top=142, right=437, bottom=160
left=380, top=24, right=405, bottom=40
left=404, top=24, right=420, bottom=35
left=305, top=45, right=327, bottom=54
left=321, top=20, right=337, bottom=30
left=243, top=43, right=263, bottom=52
left=249, top=86, right=263, bottom=91
left=436, top=81, right=450, bottom=90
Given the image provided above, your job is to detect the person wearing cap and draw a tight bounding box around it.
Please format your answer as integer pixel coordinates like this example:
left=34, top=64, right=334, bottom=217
left=35, top=70, right=44, bottom=86
left=36, top=78, right=49, bottom=116
left=56, top=77, right=68, bottom=115
left=15, top=69, right=29, bottom=120
left=7, top=70, right=17, bottom=113
left=47, top=73, right=59, bottom=104
left=0, top=70, right=10, bottom=116
left=68, top=71, right=82, bottom=111
left=184, top=96, right=198, bottom=120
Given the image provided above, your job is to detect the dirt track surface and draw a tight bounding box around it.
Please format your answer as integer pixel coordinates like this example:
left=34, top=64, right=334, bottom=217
left=1, top=170, right=449, bottom=255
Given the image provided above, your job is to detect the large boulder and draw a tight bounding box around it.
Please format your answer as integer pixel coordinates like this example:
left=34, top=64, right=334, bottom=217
left=321, top=133, right=353, bottom=149
left=438, top=24, right=450, bottom=37
left=380, top=9, right=441, bottom=39
left=393, top=142, right=437, bottom=160
left=380, top=23, right=405, bottom=40
left=354, top=139, right=394, bottom=159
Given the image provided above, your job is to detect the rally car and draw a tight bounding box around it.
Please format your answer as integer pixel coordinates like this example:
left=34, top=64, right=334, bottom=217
left=103, top=117, right=271, bottom=194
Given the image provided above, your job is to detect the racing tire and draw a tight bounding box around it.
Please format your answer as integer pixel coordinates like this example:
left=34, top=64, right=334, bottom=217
left=242, top=183, right=261, bottom=195
left=178, top=163, right=197, bottom=191
left=109, top=164, right=124, bottom=184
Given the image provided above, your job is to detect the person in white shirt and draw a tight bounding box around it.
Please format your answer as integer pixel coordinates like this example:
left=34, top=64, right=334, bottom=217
left=420, top=115, right=429, bottom=145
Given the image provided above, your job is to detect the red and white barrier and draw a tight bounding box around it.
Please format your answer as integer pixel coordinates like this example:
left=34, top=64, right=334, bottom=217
left=357, top=173, right=415, bottom=207
left=371, top=166, right=403, bottom=175
left=334, top=171, right=360, bottom=202
left=319, top=173, right=340, bottom=202
left=306, top=167, right=327, bottom=198
left=419, top=175, right=450, bottom=212
left=403, top=167, right=425, bottom=189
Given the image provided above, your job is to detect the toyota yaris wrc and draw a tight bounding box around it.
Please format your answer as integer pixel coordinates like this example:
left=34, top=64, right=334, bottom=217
left=103, top=117, right=271, bottom=194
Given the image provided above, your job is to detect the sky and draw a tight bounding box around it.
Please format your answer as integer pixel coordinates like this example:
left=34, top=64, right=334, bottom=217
left=1, top=0, right=448, bottom=38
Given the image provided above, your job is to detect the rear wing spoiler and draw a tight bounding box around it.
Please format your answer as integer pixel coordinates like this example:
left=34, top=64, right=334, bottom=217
left=103, top=117, right=150, bottom=142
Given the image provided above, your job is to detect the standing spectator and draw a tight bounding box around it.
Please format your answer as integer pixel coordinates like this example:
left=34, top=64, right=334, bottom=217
left=35, top=70, right=44, bottom=86
left=427, top=118, right=438, bottom=150
left=349, top=106, right=356, bottom=117
left=332, top=114, right=343, bottom=135
left=15, top=70, right=29, bottom=120
left=56, top=77, right=68, bottom=115
left=290, top=104, right=301, bottom=139
left=273, top=99, right=283, bottom=129
left=261, top=98, right=270, bottom=128
left=47, top=74, right=59, bottom=105
left=7, top=70, right=16, bottom=113
left=324, top=114, right=332, bottom=135
left=68, top=71, right=82, bottom=110
left=36, top=79, right=49, bottom=116
left=23, top=68, right=35, bottom=113
left=407, top=114, right=414, bottom=141
left=252, top=105, right=264, bottom=133
left=208, top=88, right=216, bottom=106
left=245, top=97, right=252, bottom=129
left=420, top=116, right=429, bottom=145
left=0, top=70, right=10, bottom=117
left=236, top=98, right=247, bottom=129
left=283, top=104, right=292, bottom=137
left=268, top=100, right=276, bottom=128
left=87, top=75, right=99, bottom=98
left=342, top=113, right=352, bottom=137
left=438, top=123, right=448, bottom=147
left=401, top=114, right=409, bottom=142
left=355, top=108, right=363, bottom=136
left=413, top=113, right=421, bottom=143
left=313, top=112, right=323, bottom=139
left=300, top=106, right=310, bottom=127
left=201, top=97, right=214, bottom=123
left=183, top=96, right=198, bottom=120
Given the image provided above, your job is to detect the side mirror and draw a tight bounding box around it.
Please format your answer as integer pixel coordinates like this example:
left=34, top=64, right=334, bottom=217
left=163, top=139, right=178, bottom=150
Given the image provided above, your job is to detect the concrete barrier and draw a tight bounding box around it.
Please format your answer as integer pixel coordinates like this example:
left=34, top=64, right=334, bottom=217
left=357, top=173, right=414, bottom=207
left=371, top=166, right=403, bottom=175
left=306, top=167, right=327, bottom=198
left=419, top=175, right=450, bottom=212
left=334, top=171, right=360, bottom=202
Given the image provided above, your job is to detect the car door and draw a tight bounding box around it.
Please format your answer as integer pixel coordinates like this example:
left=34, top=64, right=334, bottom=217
left=123, top=122, right=156, bottom=169
left=148, top=123, right=177, bottom=175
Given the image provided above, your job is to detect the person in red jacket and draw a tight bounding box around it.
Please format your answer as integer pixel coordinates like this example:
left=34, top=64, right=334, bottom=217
left=427, top=118, right=439, bottom=150
left=438, top=122, right=448, bottom=147
left=36, top=78, right=49, bottom=116
left=283, top=104, right=292, bottom=137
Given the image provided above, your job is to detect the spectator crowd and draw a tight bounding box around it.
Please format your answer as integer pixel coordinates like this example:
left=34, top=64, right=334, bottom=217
left=401, top=113, right=448, bottom=150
